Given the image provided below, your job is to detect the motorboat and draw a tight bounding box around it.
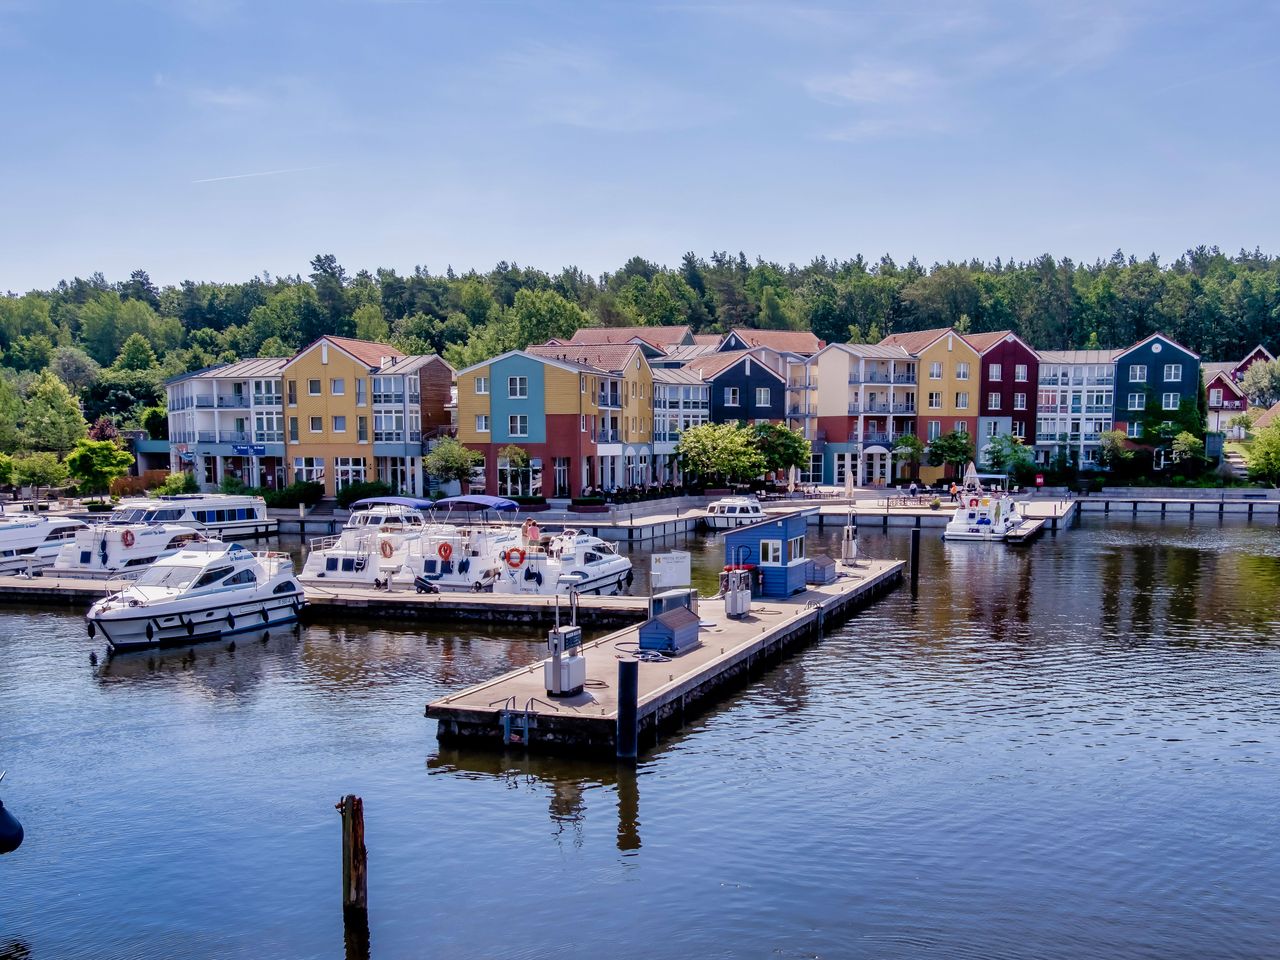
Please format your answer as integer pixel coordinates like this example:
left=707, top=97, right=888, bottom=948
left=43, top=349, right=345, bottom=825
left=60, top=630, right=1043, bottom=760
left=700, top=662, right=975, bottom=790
left=942, top=493, right=1027, bottom=542
left=51, top=522, right=205, bottom=577
left=492, top=529, right=634, bottom=597
left=705, top=496, right=765, bottom=530
left=110, top=493, right=276, bottom=539
left=399, top=495, right=521, bottom=593
left=86, top=541, right=303, bottom=651
left=0, top=512, right=87, bottom=574
left=298, top=496, right=435, bottom=587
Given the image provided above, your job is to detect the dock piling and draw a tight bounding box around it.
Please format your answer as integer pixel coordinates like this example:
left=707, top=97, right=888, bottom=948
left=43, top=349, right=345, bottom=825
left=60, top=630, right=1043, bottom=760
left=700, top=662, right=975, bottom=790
left=909, top=527, right=921, bottom=597
left=337, top=794, right=368, bottom=916
left=617, top=659, right=639, bottom=761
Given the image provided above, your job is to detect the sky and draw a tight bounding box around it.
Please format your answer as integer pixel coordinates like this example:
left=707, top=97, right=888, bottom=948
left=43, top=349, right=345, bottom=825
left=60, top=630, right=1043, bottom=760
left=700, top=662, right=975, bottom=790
left=2, top=0, right=1278, bottom=290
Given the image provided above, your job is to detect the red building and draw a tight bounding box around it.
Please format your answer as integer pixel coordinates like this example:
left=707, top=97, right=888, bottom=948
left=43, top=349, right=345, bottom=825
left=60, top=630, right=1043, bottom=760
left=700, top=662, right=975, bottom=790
left=964, top=331, right=1039, bottom=447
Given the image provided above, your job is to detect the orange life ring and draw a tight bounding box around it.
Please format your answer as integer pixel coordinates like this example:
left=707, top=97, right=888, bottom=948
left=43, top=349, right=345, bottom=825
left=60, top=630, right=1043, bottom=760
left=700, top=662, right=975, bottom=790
left=379, top=539, right=394, bottom=559
left=121, top=529, right=135, bottom=548
left=506, top=547, right=526, bottom=569
left=437, top=542, right=453, bottom=561
left=968, top=498, right=979, bottom=508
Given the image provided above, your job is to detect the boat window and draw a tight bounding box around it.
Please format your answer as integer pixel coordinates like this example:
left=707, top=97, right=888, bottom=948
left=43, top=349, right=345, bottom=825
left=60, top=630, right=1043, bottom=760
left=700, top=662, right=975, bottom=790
left=193, top=565, right=235, bottom=589
left=135, top=564, right=203, bottom=588
left=222, top=569, right=257, bottom=586
left=584, top=551, right=600, bottom=563
left=341, top=558, right=355, bottom=572
left=325, top=558, right=338, bottom=571
left=273, top=581, right=298, bottom=594
left=727, top=506, right=738, bottom=514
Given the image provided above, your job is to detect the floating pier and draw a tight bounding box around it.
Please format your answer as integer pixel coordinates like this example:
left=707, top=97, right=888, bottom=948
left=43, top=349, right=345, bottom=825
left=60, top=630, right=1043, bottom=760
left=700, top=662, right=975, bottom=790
left=425, top=558, right=904, bottom=756
left=302, top=586, right=648, bottom=627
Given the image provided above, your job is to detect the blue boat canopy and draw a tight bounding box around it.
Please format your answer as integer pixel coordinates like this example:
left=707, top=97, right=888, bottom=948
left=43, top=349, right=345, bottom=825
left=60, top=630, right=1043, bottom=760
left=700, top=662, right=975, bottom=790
left=430, top=495, right=519, bottom=512
left=351, top=496, right=437, bottom=510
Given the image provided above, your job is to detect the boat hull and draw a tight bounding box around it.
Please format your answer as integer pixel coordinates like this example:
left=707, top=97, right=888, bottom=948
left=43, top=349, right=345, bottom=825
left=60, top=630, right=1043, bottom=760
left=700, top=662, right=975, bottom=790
left=89, top=593, right=304, bottom=651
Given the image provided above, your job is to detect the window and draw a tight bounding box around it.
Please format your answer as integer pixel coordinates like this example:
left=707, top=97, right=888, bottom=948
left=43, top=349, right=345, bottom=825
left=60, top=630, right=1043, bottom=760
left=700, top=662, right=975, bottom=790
left=755, top=387, right=771, bottom=406
left=334, top=456, right=365, bottom=491
left=476, top=414, right=489, bottom=433
left=760, top=539, right=782, bottom=565
left=928, top=420, right=941, bottom=441
left=989, top=363, right=1002, bottom=381
left=509, top=415, right=528, bottom=437
left=986, top=420, right=999, bottom=437
left=580, top=375, right=586, bottom=394
left=329, top=415, right=344, bottom=433
left=294, top=457, right=324, bottom=483
left=580, top=415, right=586, bottom=432
left=287, top=380, right=297, bottom=405
left=1129, top=365, right=1147, bottom=383
left=955, top=392, right=969, bottom=409
left=988, top=392, right=1001, bottom=410
left=1014, top=364, right=1028, bottom=382
left=475, top=376, right=489, bottom=395
left=1011, top=420, right=1026, bottom=439
left=1013, top=393, right=1027, bottom=410
left=309, top=416, right=323, bottom=432
left=1163, top=363, right=1182, bottom=382
left=929, top=362, right=943, bottom=380
left=358, top=416, right=368, bottom=442
left=330, top=378, right=345, bottom=396
left=725, top=387, right=740, bottom=407
left=356, top=378, right=366, bottom=406
left=223, top=568, right=257, bottom=587
left=374, top=411, right=404, bottom=441
left=1128, top=392, right=1145, bottom=411
left=955, top=421, right=969, bottom=434
left=1127, top=422, right=1143, bottom=438
left=1162, top=392, right=1179, bottom=410
left=801, top=453, right=823, bottom=485
left=788, top=535, right=805, bottom=562
left=1209, top=388, right=1223, bottom=405
left=508, top=376, right=528, bottom=399
left=289, top=417, right=298, bottom=442
left=497, top=454, right=541, bottom=497
left=928, top=391, right=942, bottom=409
left=956, top=362, right=970, bottom=381
left=308, top=379, right=321, bottom=396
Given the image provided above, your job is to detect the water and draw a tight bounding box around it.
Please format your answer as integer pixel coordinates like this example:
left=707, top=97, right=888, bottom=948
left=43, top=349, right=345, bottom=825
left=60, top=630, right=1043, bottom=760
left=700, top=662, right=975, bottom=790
left=1, top=518, right=1278, bottom=959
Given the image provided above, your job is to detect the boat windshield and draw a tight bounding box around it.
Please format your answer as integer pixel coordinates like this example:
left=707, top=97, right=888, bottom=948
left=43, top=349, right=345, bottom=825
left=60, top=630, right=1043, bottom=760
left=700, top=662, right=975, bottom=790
left=113, top=509, right=149, bottom=523
left=134, top=564, right=203, bottom=588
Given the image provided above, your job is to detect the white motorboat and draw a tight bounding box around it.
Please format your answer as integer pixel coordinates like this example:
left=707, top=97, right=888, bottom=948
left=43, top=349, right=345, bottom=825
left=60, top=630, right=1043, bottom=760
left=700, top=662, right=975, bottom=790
left=493, top=530, right=634, bottom=597
left=86, top=541, right=303, bottom=651
left=0, top=512, right=87, bottom=574
left=396, top=495, right=522, bottom=593
left=52, top=522, right=205, bottom=577
left=942, top=493, right=1027, bottom=541
left=705, top=496, right=765, bottom=530
left=298, top=497, right=433, bottom=587
left=110, top=494, right=277, bottom=539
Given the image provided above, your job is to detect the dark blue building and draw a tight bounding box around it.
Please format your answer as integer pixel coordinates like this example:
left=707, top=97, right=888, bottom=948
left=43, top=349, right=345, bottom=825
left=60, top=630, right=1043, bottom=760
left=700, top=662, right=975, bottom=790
left=685, top=350, right=785, bottom=425
left=1112, top=333, right=1201, bottom=441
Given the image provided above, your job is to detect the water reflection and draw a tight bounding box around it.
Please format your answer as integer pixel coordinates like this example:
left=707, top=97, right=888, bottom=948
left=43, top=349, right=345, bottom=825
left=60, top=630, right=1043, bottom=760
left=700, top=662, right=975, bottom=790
left=429, top=749, right=643, bottom=853
left=0, top=942, right=31, bottom=960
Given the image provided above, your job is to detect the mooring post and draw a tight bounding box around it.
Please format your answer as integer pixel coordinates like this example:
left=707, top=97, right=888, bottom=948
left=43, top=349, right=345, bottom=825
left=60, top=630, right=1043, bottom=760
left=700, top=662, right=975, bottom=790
left=909, top=527, right=920, bottom=597
left=617, top=658, right=639, bottom=761
left=337, top=794, right=368, bottom=915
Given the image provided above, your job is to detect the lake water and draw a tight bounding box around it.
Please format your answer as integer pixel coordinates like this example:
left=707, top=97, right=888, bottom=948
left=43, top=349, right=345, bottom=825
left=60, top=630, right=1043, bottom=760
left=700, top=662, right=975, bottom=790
left=1, top=518, right=1278, bottom=959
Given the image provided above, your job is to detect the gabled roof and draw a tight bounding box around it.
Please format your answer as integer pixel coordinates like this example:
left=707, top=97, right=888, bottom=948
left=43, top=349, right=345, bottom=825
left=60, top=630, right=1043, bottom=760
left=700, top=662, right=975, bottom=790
left=525, top=342, right=644, bottom=374
left=1201, top=361, right=1235, bottom=381
left=663, top=344, right=720, bottom=363
left=682, top=349, right=785, bottom=382
left=648, top=605, right=701, bottom=631
left=1252, top=400, right=1280, bottom=430
left=878, top=327, right=953, bottom=355
left=1115, top=332, right=1200, bottom=361
left=1037, top=349, right=1121, bottom=364
left=379, top=354, right=445, bottom=375
left=724, top=328, right=823, bottom=355
left=692, top=333, right=724, bottom=347
left=453, top=349, right=603, bottom=379
left=651, top=366, right=706, bottom=385
left=568, top=325, right=692, bottom=348
left=283, top=335, right=404, bottom=371
left=1241, top=344, right=1275, bottom=364
left=822, top=342, right=914, bottom=361
left=1204, top=369, right=1246, bottom=398
left=962, top=330, right=1036, bottom=356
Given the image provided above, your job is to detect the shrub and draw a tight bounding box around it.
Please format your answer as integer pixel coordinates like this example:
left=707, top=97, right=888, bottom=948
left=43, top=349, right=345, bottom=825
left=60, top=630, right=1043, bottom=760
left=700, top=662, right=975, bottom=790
left=571, top=496, right=605, bottom=506
left=262, top=481, right=325, bottom=509
left=153, top=472, right=199, bottom=495
left=219, top=475, right=248, bottom=494
left=336, top=480, right=392, bottom=509
left=512, top=495, right=546, bottom=506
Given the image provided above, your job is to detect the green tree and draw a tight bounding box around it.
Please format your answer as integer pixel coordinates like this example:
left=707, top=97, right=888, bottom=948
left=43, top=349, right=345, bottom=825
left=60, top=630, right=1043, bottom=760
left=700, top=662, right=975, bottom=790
left=507, top=288, right=588, bottom=349
left=257, top=336, right=292, bottom=358
left=14, top=452, right=69, bottom=499
left=0, top=377, right=23, bottom=453
left=141, top=406, right=168, bottom=440
left=1171, top=431, right=1205, bottom=465
left=21, top=370, right=87, bottom=455
left=1097, top=429, right=1134, bottom=470
left=114, top=332, right=158, bottom=370
left=983, top=433, right=1034, bottom=477
left=66, top=438, right=135, bottom=501
left=1240, top=359, right=1280, bottom=407
left=893, top=434, right=926, bottom=477
left=752, top=422, right=811, bottom=474
left=423, top=437, right=483, bottom=485
left=1246, top=422, right=1280, bottom=485
left=498, top=444, right=530, bottom=468
left=0, top=452, right=13, bottom=487
left=154, top=471, right=199, bottom=495
left=676, top=422, right=766, bottom=485
left=353, top=303, right=390, bottom=342
left=926, top=430, right=975, bottom=479
left=49, top=346, right=101, bottom=393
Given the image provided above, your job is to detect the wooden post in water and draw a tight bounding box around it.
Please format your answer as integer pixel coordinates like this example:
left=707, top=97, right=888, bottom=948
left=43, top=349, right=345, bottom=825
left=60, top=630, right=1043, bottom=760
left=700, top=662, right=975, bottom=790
left=337, top=794, right=368, bottom=914
left=617, top=658, right=639, bottom=761
left=909, top=527, right=920, bottom=597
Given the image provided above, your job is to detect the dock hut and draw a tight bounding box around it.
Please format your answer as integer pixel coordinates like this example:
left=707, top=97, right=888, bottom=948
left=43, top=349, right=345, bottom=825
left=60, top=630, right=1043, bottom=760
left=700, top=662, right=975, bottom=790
left=807, top=555, right=838, bottom=585
left=722, top=507, right=818, bottom=599
left=638, top=606, right=702, bottom=654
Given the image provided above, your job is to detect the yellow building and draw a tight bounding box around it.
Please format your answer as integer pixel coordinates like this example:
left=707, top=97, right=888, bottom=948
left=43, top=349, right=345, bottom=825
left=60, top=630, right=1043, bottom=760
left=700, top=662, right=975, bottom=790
left=880, top=328, right=980, bottom=483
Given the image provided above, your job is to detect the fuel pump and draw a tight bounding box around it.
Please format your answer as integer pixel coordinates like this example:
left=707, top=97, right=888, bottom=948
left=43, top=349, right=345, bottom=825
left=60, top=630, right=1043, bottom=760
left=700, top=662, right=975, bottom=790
left=545, top=624, right=585, bottom=697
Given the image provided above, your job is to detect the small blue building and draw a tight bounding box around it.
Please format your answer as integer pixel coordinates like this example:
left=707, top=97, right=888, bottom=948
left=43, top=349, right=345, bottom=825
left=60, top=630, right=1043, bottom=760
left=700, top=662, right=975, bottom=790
left=723, top=508, right=817, bottom=598
left=638, top=606, right=702, bottom=654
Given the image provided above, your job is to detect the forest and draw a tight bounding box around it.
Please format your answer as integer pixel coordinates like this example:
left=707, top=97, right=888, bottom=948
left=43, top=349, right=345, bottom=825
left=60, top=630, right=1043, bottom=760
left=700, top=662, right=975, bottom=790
left=2, top=246, right=1279, bottom=443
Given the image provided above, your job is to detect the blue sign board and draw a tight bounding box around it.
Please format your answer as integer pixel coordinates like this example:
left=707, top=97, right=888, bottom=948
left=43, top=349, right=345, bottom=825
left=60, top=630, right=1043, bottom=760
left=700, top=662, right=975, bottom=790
left=232, top=444, right=267, bottom=456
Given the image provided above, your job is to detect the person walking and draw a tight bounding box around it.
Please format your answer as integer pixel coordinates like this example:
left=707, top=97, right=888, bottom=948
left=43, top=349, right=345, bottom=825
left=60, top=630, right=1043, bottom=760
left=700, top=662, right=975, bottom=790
left=949, top=481, right=958, bottom=502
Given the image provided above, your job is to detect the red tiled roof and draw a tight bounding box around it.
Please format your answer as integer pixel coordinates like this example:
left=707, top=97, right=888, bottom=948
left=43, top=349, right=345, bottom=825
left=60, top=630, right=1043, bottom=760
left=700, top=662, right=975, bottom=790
left=1252, top=400, right=1280, bottom=430
left=879, top=327, right=952, bottom=355
left=682, top=349, right=782, bottom=380
left=324, top=336, right=404, bottom=368
left=962, top=330, right=1015, bottom=354
left=692, top=333, right=724, bottom=346
left=569, top=325, right=691, bottom=348
left=526, top=342, right=642, bottom=373
left=727, top=328, right=823, bottom=354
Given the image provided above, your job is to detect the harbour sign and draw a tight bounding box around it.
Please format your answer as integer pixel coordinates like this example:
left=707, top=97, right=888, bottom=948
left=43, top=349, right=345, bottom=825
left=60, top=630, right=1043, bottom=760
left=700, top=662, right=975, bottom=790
left=232, top=444, right=268, bottom=456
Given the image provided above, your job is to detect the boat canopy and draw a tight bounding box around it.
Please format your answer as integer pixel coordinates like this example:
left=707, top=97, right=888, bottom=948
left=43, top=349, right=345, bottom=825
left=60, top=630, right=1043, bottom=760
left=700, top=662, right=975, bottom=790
left=351, top=496, right=437, bottom=510
left=430, top=495, right=519, bottom=512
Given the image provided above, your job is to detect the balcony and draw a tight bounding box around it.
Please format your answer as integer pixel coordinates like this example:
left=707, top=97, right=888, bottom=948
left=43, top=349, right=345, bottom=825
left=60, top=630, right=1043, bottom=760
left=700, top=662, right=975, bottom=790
left=373, top=393, right=405, bottom=406
left=1040, top=377, right=1061, bottom=386
left=892, top=374, right=917, bottom=384
left=596, top=430, right=621, bottom=443
left=859, top=432, right=892, bottom=444
left=1215, top=399, right=1245, bottom=410
left=374, top=431, right=404, bottom=442
left=254, top=395, right=283, bottom=407
left=865, top=372, right=890, bottom=384
left=216, top=396, right=249, bottom=409
left=864, top=402, right=890, bottom=413
left=847, top=403, right=860, bottom=414
left=847, top=374, right=862, bottom=384
left=891, top=403, right=916, bottom=414
left=255, top=431, right=284, bottom=443
left=1085, top=404, right=1111, bottom=414
left=197, top=431, right=216, bottom=442
left=597, top=393, right=622, bottom=409
left=219, top=431, right=250, bottom=443
left=195, top=397, right=214, bottom=408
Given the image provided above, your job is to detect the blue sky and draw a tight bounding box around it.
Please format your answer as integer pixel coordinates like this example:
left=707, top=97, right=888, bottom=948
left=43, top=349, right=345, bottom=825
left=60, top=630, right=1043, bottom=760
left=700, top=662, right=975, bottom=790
left=2, top=0, right=1277, bottom=289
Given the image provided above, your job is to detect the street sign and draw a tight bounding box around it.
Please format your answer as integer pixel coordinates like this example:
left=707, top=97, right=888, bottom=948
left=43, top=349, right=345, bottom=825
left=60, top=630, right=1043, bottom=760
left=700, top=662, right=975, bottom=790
left=1035, top=473, right=1044, bottom=487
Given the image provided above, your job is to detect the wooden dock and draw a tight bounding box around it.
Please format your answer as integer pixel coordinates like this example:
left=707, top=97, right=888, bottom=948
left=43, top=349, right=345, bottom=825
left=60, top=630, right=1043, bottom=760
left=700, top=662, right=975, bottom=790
left=426, top=558, right=905, bottom=756
left=303, top=584, right=649, bottom=627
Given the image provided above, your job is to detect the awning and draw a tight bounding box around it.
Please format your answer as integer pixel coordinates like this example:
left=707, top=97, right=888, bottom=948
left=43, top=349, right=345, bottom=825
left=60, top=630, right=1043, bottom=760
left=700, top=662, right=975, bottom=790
left=430, top=495, right=519, bottom=512
left=352, top=496, right=437, bottom=510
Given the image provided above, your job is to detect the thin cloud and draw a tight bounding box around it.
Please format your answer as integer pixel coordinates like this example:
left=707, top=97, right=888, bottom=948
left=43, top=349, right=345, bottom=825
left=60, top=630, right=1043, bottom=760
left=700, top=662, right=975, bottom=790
left=192, top=165, right=332, bottom=184
left=805, top=64, right=936, bottom=104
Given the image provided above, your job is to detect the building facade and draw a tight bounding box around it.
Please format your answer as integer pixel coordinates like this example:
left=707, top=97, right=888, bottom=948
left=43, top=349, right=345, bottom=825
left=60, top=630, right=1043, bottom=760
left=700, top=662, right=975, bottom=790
left=965, top=331, right=1039, bottom=462
left=652, top=367, right=709, bottom=483
left=1111, top=334, right=1201, bottom=446
left=1033, top=350, right=1119, bottom=467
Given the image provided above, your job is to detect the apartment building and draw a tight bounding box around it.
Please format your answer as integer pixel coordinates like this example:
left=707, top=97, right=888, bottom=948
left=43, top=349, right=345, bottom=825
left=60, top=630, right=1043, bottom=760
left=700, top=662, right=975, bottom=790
left=652, top=367, right=710, bottom=483
left=1203, top=344, right=1272, bottom=432
left=964, top=331, right=1038, bottom=460
left=681, top=351, right=785, bottom=426
left=1111, top=334, right=1201, bottom=445
left=1033, top=349, right=1120, bottom=467
left=880, top=328, right=980, bottom=483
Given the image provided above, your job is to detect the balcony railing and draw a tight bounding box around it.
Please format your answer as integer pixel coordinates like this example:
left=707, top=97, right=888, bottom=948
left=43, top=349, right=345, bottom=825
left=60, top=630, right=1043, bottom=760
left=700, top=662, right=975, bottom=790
left=374, top=431, right=404, bottom=442
left=197, top=431, right=216, bottom=442
left=596, top=430, right=621, bottom=443
left=848, top=403, right=860, bottom=414
left=892, top=374, right=917, bottom=384
left=891, top=403, right=916, bottom=414
left=864, top=402, right=890, bottom=413
left=864, top=372, right=890, bottom=384
left=219, top=431, right=250, bottom=443
left=254, top=395, right=283, bottom=407
left=598, top=393, right=622, bottom=408
left=373, top=393, right=405, bottom=405
left=216, top=396, right=249, bottom=408
left=195, top=397, right=214, bottom=408
left=848, top=374, right=862, bottom=384
left=255, top=431, right=284, bottom=443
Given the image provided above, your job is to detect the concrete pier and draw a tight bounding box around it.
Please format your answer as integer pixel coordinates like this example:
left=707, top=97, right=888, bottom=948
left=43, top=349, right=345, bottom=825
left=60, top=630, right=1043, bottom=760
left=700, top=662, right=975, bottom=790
left=426, top=558, right=905, bottom=756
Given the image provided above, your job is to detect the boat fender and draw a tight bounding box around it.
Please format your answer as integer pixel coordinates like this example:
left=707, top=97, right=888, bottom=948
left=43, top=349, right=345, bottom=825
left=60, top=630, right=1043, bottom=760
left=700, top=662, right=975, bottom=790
left=87, top=620, right=96, bottom=638
left=145, top=622, right=154, bottom=641
left=472, top=581, right=483, bottom=593
left=625, top=569, right=634, bottom=586
left=226, top=613, right=236, bottom=629
left=969, top=498, right=979, bottom=507
left=524, top=566, right=537, bottom=582
left=261, top=609, right=270, bottom=623
left=459, top=558, right=470, bottom=574
left=533, top=571, right=543, bottom=587
left=380, top=540, right=394, bottom=559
